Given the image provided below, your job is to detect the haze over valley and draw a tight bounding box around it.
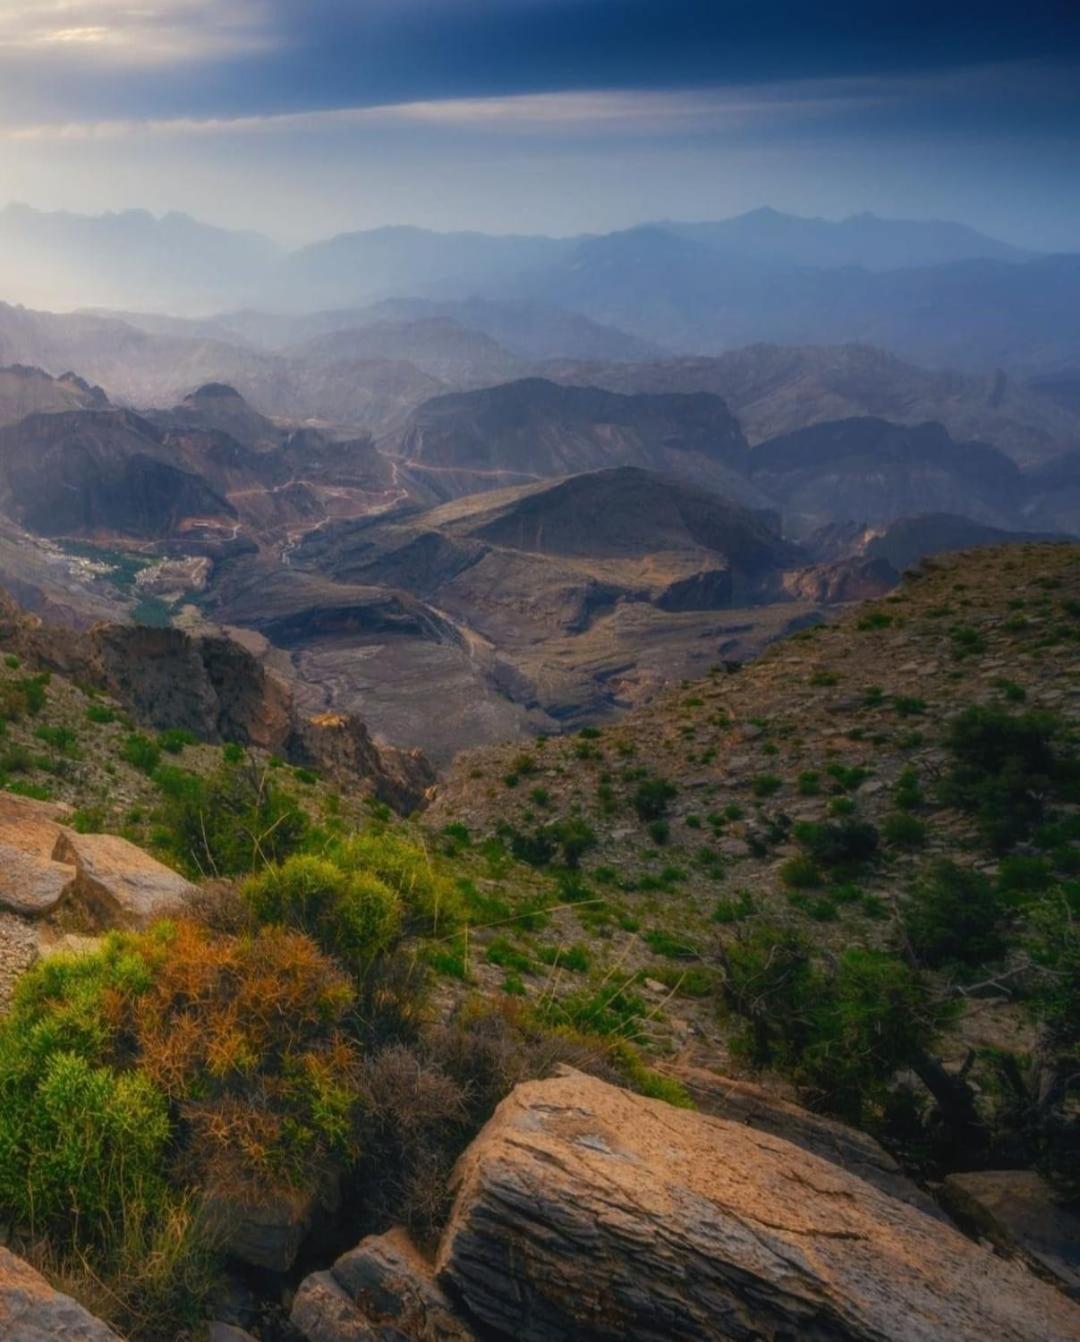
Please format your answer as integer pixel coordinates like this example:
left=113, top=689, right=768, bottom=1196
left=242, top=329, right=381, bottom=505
left=0, top=203, right=1078, bottom=757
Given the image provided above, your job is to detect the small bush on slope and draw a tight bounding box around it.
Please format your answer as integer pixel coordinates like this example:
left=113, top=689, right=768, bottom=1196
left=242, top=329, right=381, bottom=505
left=244, top=854, right=402, bottom=966
left=333, top=828, right=464, bottom=934
left=940, top=705, right=1080, bottom=850
left=154, top=758, right=309, bottom=877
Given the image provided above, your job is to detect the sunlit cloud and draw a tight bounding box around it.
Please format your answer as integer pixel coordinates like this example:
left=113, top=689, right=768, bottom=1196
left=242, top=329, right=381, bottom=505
left=0, top=0, right=271, bottom=64
left=0, top=79, right=903, bottom=144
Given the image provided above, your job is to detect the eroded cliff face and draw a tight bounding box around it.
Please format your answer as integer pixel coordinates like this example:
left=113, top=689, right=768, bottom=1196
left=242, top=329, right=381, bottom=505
left=0, top=589, right=433, bottom=813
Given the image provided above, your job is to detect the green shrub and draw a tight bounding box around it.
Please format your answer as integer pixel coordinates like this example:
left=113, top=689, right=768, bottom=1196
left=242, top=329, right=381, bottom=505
left=940, top=706, right=1079, bottom=850
left=158, top=728, right=197, bottom=755
left=643, top=927, right=698, bottom=958
left=797, top=770, right=821, bottom=796
left=16, top=673, right=49, bottom=715
left=793, top=818, right=879, bottom=874
left=826, top=762, right=870, bottom=792
left=751, top=773, right=782, bottom=798
left=539, top=979, right=647, bottom=1040
left=245, top=855, right=402, bottom=964
left=894, top=767, right=923, bottom=811
left=536, top=942, right=590, bottom=973
left=883, top=811, right=927, bottom=848
left=720, top=926, right=817, bottom=1066
left=122, top=733, right=161, bottom=775
left=996, top=855, right=1053, bottom=901
left=86, top=703, right=118, bottom=725
left=632, top=777, right=677, bottom=821
left=796, top=950, right=948, bottom=1123
left=780, top=854, right=822, bottom=888
left=903, top=860, right=1006, bottom=968
left=950, top=625, right=987, bottom=658
left=554, top=816, right=598, bottom=868
left=155, top=761, right=308, bottom=878
left=711, top=890, right=754, bottom=923
left=335, top=829, right=463, bottom=933
left=647, top=818, right=670, bottom=845
left=34, top=724, right=78, bottom=755
left=0, top=926, right=331, bottom=1335
left=892, top=695, right=926, bottom=717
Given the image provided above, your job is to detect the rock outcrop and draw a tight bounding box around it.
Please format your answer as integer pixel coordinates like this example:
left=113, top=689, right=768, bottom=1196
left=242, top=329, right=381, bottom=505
left=290, top=713, right=435, bottom=812
left=91, top=625, right=294, bottom=749
left=434, top=1068, right=1078, bottom=1342
left=0, top=1246, right=121, bottom=1340
left=0, top=588, right=434, bottom=813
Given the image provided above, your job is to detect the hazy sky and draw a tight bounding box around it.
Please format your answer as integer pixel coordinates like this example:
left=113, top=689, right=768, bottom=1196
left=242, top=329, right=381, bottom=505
left=1, top=1, right=1078, bottom=247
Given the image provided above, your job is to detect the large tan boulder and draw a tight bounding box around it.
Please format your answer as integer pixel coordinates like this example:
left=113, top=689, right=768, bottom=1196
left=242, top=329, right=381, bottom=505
left=437, top=1067, right=1080, bottom=1342
left=0, top=1246, right=122, bottom=1340
left=665, top=1064, right=946, bottom=1220
left=51, top=830, right=195, bottom=928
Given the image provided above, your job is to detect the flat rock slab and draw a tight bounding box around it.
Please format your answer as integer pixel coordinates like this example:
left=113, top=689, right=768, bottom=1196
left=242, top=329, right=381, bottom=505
left=438, top=1067, right=1080, bottom=1342
left=0, top=1245, right=122, bottom=1340
left=52, top=829, right=195, bottom=928
left=944, top=1169, right=1080, bottom=1297
left=0, top=839, right=74, bottom=916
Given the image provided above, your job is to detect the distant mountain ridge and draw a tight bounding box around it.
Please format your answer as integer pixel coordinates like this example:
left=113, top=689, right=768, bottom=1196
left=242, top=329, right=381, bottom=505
left=1, top=202, right=1073, bottom=372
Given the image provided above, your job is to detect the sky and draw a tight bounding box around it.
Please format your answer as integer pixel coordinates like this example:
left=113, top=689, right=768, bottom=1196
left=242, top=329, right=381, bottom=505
left=0, top=1, right=1078, bottom=247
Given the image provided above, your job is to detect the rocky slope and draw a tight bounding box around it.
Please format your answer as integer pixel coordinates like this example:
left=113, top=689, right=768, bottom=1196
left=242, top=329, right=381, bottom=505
left=542, top=342, right=1080, bottom=463
left=0, top=408, right=236, bottom=540
left=746, top=416, right=1024, bottom=535
left=0, top=363, right=108, bottom=427
left=426, top=541, right=1080, bottom=1075
left=388, top=377, right=758, bottom=504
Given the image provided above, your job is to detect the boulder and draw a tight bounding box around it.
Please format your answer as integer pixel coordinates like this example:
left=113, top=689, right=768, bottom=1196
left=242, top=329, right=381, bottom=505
left=666, top=1065, right=946, bottom=1220
left=0, top=790, right=71, bottom=854
left=0, top=1245, right=122, bottom=1340
left=203, top=1177, right=336, bottom=1273
left=942, top=1170, right=1080, bottom=1298
left=0, top=839, right=74, bottom=916
left=290, top=1274, right=371, bottom=1342
left=0, top=793, right=78, bottom=917
left=292, top=1227, right=474, bottom=1342
left=51, top=830, right=194, bottom=928
left=437, top=1067, right=1080, bottom=1342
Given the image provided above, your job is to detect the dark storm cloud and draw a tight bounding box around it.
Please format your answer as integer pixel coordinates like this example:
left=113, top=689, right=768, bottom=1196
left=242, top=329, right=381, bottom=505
left=2, top=0, right=1078, bottom=127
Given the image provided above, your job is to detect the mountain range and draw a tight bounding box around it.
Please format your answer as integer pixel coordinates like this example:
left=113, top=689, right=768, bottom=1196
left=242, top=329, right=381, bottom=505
left=3, top=203, right=1078, bottom=371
